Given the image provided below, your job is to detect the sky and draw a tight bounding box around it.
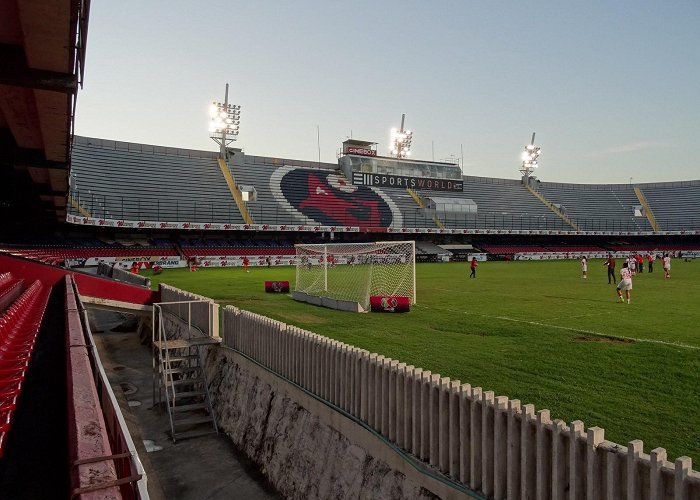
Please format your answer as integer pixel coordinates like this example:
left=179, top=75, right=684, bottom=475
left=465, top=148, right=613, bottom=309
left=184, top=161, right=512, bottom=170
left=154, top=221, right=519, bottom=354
left=74, top=0, right=700, bottom=184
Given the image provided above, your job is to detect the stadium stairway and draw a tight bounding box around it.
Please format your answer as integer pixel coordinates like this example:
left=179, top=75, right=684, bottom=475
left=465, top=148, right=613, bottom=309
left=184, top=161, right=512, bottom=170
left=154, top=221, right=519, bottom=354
left=525, top=183, right=580, bottom=230
left=406, top=189, right=444, bottom=229
left=152, top=335, right=219, bottom=442
left=634, top=186, right=660, bottom=231
left=218, top=158, right=254, bottom=224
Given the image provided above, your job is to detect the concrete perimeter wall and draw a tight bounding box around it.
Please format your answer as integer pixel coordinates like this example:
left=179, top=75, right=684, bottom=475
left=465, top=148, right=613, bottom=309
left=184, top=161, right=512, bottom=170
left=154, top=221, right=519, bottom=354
left=160, top=285, right=700, bottom=499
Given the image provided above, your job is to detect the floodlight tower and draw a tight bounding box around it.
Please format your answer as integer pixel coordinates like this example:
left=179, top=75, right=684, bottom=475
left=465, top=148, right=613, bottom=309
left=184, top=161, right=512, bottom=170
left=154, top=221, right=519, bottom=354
left=209, top=83, right=241, bottom=160
left=389, top=114, right=413, bottom=159
left=520, top=132, right=540, bottom=179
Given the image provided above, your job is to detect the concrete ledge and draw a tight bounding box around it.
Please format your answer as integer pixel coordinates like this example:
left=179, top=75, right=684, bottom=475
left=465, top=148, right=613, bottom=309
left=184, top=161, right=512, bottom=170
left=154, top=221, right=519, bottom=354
left=292, top=291, right=365, bottom=313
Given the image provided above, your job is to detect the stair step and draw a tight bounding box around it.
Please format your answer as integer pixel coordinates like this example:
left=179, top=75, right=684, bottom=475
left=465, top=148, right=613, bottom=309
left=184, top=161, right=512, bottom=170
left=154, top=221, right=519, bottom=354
left=161, top=354, right=200, bottom=363
left=172, top=402, right=208, bottom=412
left=166, top=377, right=204, bottom=387
left=153, top=338, right=220, bottom=350
left=167, top=366, right=200, bottom=375
left=173, top=428, right=218, bottom=441
left=173, top=415, right=214, bottom=427
left=172, top=390, right=206, bottom=399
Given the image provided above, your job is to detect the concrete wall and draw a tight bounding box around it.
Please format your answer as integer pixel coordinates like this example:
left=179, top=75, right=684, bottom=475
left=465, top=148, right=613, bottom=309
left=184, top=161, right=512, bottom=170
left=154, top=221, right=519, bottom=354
left=205, top=347, right=470, bottom=500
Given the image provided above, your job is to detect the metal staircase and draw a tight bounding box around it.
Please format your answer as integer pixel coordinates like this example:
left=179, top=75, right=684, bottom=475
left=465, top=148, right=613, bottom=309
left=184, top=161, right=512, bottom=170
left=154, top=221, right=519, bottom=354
left=152, top=306, right=220, bottom=442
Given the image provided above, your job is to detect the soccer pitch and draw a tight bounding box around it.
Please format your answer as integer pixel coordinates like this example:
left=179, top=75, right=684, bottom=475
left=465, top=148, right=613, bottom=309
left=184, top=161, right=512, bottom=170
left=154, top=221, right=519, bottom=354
left=147, top=259, right=700, bottom=462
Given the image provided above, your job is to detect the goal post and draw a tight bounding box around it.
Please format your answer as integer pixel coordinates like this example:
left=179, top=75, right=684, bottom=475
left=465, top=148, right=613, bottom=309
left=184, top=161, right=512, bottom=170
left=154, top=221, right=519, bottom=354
left=294, top=241, right=416, bottom=312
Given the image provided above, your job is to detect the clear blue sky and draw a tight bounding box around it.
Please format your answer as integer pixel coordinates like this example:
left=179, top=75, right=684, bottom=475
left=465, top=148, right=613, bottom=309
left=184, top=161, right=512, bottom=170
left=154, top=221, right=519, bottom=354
left=74, top=0, right=700, bottom=184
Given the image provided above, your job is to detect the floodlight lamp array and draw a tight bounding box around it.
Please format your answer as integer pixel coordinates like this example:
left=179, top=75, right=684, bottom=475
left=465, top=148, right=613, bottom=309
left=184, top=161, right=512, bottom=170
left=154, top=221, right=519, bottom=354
left=521, top=144, right=540, bottom=170
left=390, top=128, right=413, bottom=158
left=209, top=101, right=241, bottom=137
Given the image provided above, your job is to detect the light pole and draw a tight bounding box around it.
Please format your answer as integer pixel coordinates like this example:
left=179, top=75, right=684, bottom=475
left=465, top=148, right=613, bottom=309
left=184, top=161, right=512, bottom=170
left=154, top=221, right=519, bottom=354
left=520, top=132, right=541, bottom=183
left=209, top=83, right=241, bottom=161
left=390, top=114, right=413, bottom=159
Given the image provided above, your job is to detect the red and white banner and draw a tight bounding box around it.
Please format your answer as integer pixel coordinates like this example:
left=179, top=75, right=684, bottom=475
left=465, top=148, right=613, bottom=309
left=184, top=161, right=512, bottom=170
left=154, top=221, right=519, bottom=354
left=65, top=214, right=699, bottom=237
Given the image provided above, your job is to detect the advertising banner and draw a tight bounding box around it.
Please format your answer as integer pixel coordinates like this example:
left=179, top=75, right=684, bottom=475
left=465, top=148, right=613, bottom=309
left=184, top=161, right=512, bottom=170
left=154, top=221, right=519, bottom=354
left=352, top=172, right=463, bottom=192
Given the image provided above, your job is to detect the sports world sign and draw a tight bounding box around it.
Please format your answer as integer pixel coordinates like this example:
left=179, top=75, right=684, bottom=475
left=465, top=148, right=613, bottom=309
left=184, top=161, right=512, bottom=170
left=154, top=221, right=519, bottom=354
left=352, top=172, right=463, bottom=192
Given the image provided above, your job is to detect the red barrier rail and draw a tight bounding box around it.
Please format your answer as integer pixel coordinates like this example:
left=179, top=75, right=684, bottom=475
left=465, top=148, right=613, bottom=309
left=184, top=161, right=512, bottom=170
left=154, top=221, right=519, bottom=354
left=65, top=276, right=147, bottom=499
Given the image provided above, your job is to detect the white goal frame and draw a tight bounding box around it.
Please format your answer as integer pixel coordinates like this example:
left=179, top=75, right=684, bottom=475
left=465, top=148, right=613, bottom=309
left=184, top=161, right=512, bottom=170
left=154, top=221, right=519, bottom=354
left=293, top=241, right=416, bottom=312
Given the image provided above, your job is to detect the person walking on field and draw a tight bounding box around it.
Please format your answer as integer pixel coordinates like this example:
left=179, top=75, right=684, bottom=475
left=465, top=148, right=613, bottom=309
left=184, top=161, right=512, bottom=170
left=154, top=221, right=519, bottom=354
left=243, top=256, right=250, bottom=273
left=604, top=254, right=616, bottom=284
left=663, top=254, right=671, bottom=279
left=469, top=257, right=478, bottom=278
left=647, top=254, right=653, bottom=273
left=581, top=256, right=588, bottom=279
left=616, top=262, right=633, bottom=304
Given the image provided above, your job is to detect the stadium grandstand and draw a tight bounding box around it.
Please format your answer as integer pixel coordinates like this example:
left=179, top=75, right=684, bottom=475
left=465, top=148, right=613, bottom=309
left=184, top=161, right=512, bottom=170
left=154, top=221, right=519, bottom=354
left=2, top=1, right=700, bottom=499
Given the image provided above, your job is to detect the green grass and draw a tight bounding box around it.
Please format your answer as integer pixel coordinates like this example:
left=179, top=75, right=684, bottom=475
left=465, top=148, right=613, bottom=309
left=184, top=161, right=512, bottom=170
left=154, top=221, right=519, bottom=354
left=146, top=259, right=700, bottom=462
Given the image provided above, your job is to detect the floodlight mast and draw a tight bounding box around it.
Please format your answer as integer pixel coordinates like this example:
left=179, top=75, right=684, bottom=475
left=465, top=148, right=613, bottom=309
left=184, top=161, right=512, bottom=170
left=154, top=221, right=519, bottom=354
left=209, top=83, right=241, bottom=160
left=519, top=132, right=541, bottom=179
left=390, top=113, right=413, bottom=159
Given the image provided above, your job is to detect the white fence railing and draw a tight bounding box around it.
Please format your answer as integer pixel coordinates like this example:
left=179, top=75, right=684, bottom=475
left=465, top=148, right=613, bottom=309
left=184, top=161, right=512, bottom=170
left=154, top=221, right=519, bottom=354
left=221, top=305, right=699, bottom=500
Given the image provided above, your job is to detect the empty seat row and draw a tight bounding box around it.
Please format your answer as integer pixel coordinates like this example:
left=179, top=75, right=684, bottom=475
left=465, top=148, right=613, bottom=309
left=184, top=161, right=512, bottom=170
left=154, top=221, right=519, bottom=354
left=0, top=280, right=51, bottom=457
left=183, top=247, right=296, bottom=257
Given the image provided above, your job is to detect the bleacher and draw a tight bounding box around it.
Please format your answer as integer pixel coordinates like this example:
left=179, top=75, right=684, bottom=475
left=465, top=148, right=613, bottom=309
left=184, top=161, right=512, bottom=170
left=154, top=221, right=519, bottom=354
left=0, top=254, right=151, bottom=497
left=537, top=181, right=650, bottom=232
left=377, top=187, right=436, bottom=228
left=229, top=154, right=311, bottom=226
left=0, top=276, right=51, bottom=456
left=65, top=137, right=700, bottom=234
left=410, top=176, right=563, bottom=230
left=180, top=238, right=295, bottom=258
left=638, top=181, right=700, bottom=230
left=71, top=136, right=245, bottom=223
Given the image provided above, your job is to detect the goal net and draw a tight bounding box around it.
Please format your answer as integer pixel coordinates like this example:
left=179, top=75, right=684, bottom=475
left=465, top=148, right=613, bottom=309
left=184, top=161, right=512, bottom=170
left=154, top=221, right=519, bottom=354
left=294, top=241, right=416, bottom=311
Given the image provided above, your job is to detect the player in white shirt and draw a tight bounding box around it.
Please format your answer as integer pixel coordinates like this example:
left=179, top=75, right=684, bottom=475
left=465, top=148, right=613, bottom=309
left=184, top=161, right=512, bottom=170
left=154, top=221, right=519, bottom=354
left=580, top=256, right=588, bottom=279
left=663, top=254, right=671, bottom=279
left=627, top=255, right=636, bottom=274
left=616, top=262, right=633, bottom=304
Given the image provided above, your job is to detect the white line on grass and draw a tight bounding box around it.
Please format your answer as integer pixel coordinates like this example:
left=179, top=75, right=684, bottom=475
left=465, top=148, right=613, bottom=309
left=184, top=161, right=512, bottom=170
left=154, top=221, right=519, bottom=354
left=542, top=311, right=612, bottom=321
left=413, top=304, right=699, bottom=351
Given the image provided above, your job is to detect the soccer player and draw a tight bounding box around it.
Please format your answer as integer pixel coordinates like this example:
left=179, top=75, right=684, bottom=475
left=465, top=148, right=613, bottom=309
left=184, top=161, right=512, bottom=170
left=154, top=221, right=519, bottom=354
left=243, top=256, right=250, bottom=273
left=647, top=253, right=653, bottom=273
left=469, top=257, right=478, bottom=278
left=663, top=254, right=671, bottom=278
left=604, top=254, right=616, bottom=284
left=581, top=256, right=588, bottom=279
left=616, top=262, right=633, bottom=304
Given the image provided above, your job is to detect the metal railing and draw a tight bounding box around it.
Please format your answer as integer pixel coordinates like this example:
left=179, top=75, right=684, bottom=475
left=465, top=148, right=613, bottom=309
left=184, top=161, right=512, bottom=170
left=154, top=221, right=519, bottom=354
left=66, top=189, right=700, bottom=232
